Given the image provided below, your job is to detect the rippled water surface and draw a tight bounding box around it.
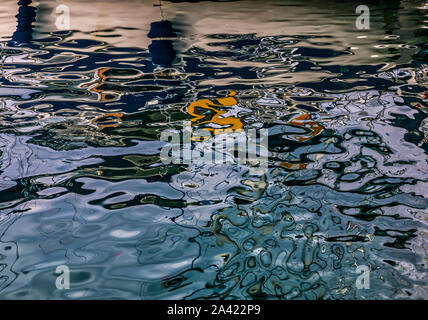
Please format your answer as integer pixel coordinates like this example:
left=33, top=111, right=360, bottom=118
left=0, top=0, right=427, bottom=299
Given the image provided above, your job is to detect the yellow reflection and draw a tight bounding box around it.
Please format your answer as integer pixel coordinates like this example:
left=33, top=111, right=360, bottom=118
left=187, top=90, right=243, bottom=138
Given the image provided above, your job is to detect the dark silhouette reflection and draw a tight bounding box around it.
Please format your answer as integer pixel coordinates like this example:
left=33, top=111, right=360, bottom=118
left=148, top=20, right=177, bottom=39
left=148, top=20, right=178, bottom=68
left=11, top=0, right=36, bottom=44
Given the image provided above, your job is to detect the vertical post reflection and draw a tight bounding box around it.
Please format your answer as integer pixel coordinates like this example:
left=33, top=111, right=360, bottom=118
left=11, top=0, right=36, bottom=44
left=148, top=20, right=178, bottom=68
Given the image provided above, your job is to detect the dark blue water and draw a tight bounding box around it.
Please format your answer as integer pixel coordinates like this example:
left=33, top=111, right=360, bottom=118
left=0, top=0, right=427, bottom=299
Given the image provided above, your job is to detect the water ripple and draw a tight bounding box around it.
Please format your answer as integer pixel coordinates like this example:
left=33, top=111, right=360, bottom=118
left=0, top=0, right=427, bottom=300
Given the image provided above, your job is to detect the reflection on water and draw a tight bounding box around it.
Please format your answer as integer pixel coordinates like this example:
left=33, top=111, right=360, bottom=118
left=0, top=0, right=427, bottom=299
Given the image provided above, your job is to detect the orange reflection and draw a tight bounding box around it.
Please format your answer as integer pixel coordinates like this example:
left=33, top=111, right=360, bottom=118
left=279, top=162, right=307, bottom=170
left=92, top=112, right=123, bottom=130
left=186, top=91, right=325, bottom=170
left=82, top=67, right=119, bottom=102
left=279, top=113, right=324, bottom=170
left=289, top=113, right=324, bottom=142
